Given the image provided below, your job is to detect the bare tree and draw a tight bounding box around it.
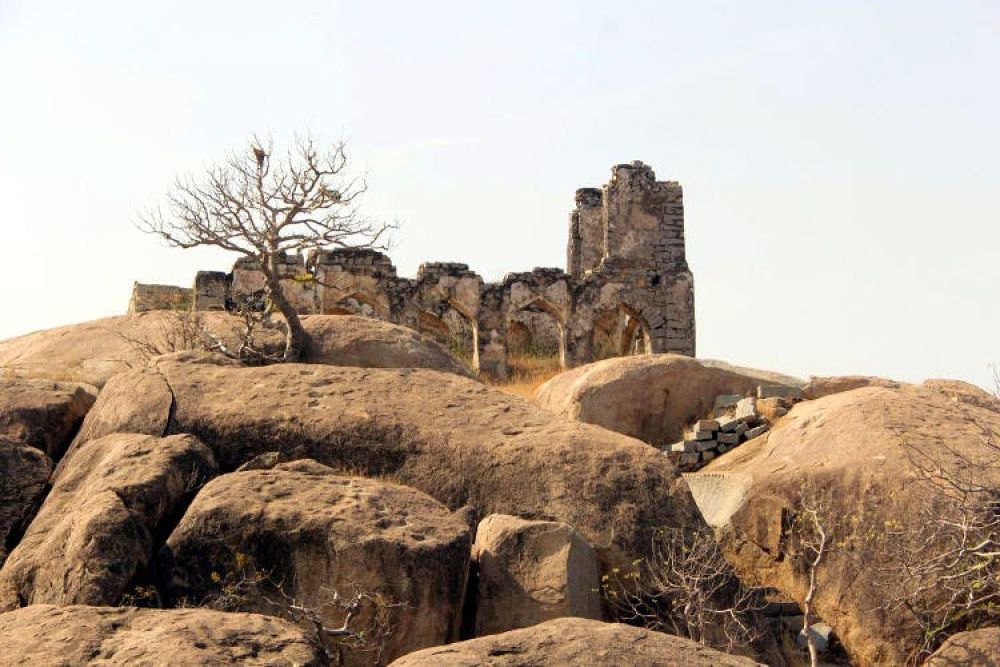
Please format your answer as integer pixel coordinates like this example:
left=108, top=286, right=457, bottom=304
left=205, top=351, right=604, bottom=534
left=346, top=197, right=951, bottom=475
left=788, top=493, right=831, bottom=667
left=140, top=135, right=394, bottom=361
left=873, top=382, right=1000, bottom=664
left=602, top=526, right=765, bottom=654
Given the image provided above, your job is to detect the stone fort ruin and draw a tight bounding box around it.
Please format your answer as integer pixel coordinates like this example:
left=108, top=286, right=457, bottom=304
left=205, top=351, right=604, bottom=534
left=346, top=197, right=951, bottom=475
left=130, top=161, right=695, bottom=378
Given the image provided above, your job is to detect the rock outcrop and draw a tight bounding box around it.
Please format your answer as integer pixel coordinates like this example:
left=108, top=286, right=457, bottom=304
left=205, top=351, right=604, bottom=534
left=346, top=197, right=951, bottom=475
left=925, top=626, right=1000, bottom=666
left=302, top=315, right=474, bottom=377
left=0, top=604, right=325, bottom=666
left=0, top=378, right=96, bottom=459
left=800, top=375, right=902, bottom=401
left=388, top=617, right=764, bottom=666
left=691, top=384, right=1000, bottom=665
left=0, top=312, right=472, bottom=387
left=69, top=354, right=704, bottom=563
left=0, top=437, right=51, bottom=567
left=163, top=459, right=471, bottom=665
left=534, top=354, right=802, bottom=446
left=471, top=514, right=602, bottom=636
left=0, top=433, right=215, bottom=609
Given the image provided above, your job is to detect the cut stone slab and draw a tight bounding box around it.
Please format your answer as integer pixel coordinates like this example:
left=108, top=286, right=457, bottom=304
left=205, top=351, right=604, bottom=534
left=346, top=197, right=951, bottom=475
left=696, top=419, right=719, bottom=432
left=472, top=514, right=602, bottom=636
left=695, top=440, right=717, bottom=452
left=744, top=425, right=769, bottom=440
left=758, top=385, right=803, bottom=401
left=718, top=432, right=741, bottom=445
left=735, top=397, right=758, bottom=421
left=694, top=429, right=715, bottom=440
left=670, top=440, right=698, bottom=453
left=714, top=394, right=743, bottom=413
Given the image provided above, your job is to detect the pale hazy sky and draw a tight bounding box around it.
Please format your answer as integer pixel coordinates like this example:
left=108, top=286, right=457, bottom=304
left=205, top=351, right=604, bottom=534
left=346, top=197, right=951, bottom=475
left=1, top=1, right=997, bottom=388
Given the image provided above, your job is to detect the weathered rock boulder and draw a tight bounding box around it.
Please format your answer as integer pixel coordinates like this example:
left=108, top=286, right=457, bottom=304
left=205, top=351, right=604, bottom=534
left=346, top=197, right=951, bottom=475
left=534, top=354, right=803, bottom=446
left=0, top=433, right=215, bottom=609
left=923, top=378, right=1000, bottom=413
left=302, top=314, right=474, bottom=377
left=388, top=617, right=764, bottom=666
left=163, top=459, right=470, bottom=665
left=800, top=375, right=902, bottom=401
left=471, top=514, right=602, bottom=636
left=70, top=354, right=704, bottom=563
left=0, top=378, right=96, bottom=459
left=925, top=626, right=1000, bottom=666
left=0, top=604, right=325, bottom=666
left=0, top=437, right=51, bottom=568
left=0, top=311, right=472, bottom=387
left=692, top=384, right=1000, bottom=666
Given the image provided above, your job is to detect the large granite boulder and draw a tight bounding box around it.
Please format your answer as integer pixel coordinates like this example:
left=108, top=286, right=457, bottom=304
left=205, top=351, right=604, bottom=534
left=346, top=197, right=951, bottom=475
left=0, top=437, right=51, bottom=568
left=0, top=378, right=96, bottom=459
left=690, top=383, right=1000, bottom=666
left=302, top=314, right=474, bottom=377
left=800, top=375, right=903, bottom=401
left=388, top=617, right=764, bottom=666
left=0, top=604, right=325, bottom=666
left=0, top=311, right=472, bottom=387
left=471, top=514, right=602, bottom=636
left=0, top=433, right=215, bottom=609
left=163, top=459, right=471, bottom=666
left=69, top=353, right=704, bottom=564
left=925, top=626, right=1000, bottom=666
left=534, top=354, right=803, bottom=446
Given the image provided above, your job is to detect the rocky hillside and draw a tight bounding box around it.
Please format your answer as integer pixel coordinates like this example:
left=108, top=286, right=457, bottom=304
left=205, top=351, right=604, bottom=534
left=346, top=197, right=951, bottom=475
left=0, top=311, right=996, bottom=666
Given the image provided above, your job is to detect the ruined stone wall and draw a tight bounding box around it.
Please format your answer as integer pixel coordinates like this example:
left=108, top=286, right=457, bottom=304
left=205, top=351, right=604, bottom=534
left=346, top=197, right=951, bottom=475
left=128, top=283, right=193, bottom=314
left=139, top=161, right=695, bottom=378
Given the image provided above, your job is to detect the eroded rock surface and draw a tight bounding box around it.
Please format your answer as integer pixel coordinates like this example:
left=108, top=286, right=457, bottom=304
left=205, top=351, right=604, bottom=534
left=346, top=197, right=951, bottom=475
left=0, top=437, right=51, bottom=567
left=0, top=433, right=215, bottom=609
left=163, top=459, right=470, bottom=665
left=0, top=378, right=96, bottom=459
left=534, top=354, right=802, bottom=446
left=388, top=617, right=764, bottom=666
left=0, top=311, right=471, bottom=387
left=925, top=626, right=1000, bottom=666
left=0, top=604, right=325, bottom=666
left=471, top=513, right=602, bottom=636
left=70, top=354, right=704, bottom=563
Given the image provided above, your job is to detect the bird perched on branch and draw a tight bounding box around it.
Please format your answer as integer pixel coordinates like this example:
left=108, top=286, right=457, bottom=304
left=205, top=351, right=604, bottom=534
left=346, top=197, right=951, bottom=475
left=252, top=146, right=267, bottom=168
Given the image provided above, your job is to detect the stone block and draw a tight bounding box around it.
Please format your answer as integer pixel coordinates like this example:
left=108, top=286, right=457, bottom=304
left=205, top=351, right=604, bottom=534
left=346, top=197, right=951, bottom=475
left=735, top=397, right=757, bottom=422
left=696, top=419, right=719, bottom=432
left=744, top=425, right=769, bottom=440
left=670, top=440, right=698, bottom=454
left=714, top=394, right=742, bottom=412
left=717, top=443, right=730, bottom=453
left=701, top=450, right=716, bottom=462
left=757, top=385, right=803, bottom=402
left=717, top=416, right=749, bottom=433
left=717, top=432, right=740, bottom=445
left=679, top=452, right=700, bottom=467
left=695, top=439, right=717, bottom=452
left=694, top=429, right=715, bottom=441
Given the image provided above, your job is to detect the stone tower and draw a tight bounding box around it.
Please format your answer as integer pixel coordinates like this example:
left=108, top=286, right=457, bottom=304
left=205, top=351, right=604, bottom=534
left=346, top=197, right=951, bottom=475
left=566, top=161, right=695, bottom=358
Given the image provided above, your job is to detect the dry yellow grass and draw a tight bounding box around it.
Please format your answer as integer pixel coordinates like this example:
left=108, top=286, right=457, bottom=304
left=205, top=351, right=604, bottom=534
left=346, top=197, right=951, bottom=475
left=486, top=353, right=563, bottom=398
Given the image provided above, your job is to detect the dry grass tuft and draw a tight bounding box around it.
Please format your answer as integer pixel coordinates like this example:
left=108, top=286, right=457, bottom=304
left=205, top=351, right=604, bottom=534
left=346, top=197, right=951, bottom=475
left=486, top=353, right=563, bottom=398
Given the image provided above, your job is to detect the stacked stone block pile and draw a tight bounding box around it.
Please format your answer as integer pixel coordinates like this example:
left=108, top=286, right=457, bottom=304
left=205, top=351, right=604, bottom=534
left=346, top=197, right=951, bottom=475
left=667, top=385, right=803, bottom=472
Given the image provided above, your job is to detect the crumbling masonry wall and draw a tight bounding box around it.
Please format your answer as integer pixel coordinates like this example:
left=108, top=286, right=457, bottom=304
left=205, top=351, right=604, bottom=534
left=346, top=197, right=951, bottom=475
left=130, top=161, right=695, bottom=378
